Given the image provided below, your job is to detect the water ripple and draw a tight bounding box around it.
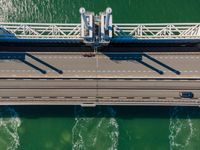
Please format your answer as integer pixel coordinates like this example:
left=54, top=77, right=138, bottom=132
left=72, top=106, right=119, bottom=150
left=0, top=107, right=21, bottom=150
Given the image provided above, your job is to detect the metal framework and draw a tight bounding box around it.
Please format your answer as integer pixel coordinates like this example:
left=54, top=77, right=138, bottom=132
left=113, top=23, right=200, bottom=39
left=1, top=7, right=200, bottom=46
left=0, top=22, right=82, bottom=39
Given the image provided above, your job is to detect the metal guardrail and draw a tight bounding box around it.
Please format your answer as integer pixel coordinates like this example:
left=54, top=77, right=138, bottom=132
left=113, top=23, right=200, bottom=39
left=1, top=23, right=200, bottom=40
left=0, top=22, right=82, bottom=39
left=1, top=7, right=200, bottom=46
left=1, top=97, right=200, bottom=107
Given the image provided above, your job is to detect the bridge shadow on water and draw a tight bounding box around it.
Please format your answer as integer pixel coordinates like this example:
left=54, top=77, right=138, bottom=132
left=0, top=52, right=63, bottom=74
left=103, top=52, right=181, bottom=75
left=2, top=106, right=200, bottom=119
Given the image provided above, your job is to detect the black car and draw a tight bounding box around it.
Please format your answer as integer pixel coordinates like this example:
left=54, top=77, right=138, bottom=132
left=179, top=92, right=194, bottom=98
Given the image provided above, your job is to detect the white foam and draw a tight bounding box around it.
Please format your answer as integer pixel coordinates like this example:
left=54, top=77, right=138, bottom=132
left=169, top=107, right=195, bottom=150
left=0, top=0, right=17, bottom=22
left=0, top=107, right=21, bottom=150
left=72, top=106, right=119, bottom=150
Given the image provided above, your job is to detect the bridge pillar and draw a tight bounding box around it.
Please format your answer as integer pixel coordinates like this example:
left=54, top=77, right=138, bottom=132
left=79, top=7, right=112, bottom=48
left=198, top=26, right=200, bottom=36
left=79, top=8, right=89, bottom=29
left=79, top=7, right=94, bottom=45
left=105, top=7, right=112, bottom=30
left=100, top=7, right=113, bottom=45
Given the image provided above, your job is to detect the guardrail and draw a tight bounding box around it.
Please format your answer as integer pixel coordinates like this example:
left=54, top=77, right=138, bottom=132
left=113, top=23, right=200, bottom=39
left=0, top=22, right=82, bottom=39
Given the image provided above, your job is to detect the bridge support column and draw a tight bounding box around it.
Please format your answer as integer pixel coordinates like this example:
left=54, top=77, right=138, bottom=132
left=100, top=7, right=113, bottom=45
left=79, top=7, right=112, bottom=48
left=79, top=7, right=94, bottom=45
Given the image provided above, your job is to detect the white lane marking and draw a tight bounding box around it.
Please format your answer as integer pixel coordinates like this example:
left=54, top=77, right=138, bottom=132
left=154, top=56, right=200, bottom=59
left=10, top=97, right=18, bottom=99
left=38, top=56, right=87, bottom=59
left=26, top=97, right=34, bottom=99
left=0, top=70, right=35, bottom=72
left=40, top=97, right=49, bottom=99
left=23, top=79, right=32, bottom=80
left=0, top=69, right=200, bottom=74
left=57, top=97, right=65, bottom=99
left=3, top=54, right=200, bottom=61
left=72, top=97, right=81, bottom=99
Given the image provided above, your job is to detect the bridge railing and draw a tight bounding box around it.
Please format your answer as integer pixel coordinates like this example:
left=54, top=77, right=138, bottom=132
left=0, top=22, right=82, bottom=39
left=113, top=23, right=200, bottom=39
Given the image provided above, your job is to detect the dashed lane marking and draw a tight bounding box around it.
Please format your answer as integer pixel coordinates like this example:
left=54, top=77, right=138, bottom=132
left=36, top=56, right=200, bottom=60
left=0, top=70, right=199, bottom=74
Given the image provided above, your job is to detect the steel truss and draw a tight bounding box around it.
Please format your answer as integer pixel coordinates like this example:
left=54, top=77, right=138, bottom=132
left=113, top=23, right=200, bottom=39
left=0, top=22, right=82, bottom=40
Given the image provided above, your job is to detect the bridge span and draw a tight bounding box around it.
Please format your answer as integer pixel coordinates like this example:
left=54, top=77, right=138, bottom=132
left=0, top=50, right=199, bottom=106
left=0, top=51, right=200, bottom=78
left=1, top=7, right=200, bottom=106
left=0, top=78, right=200, bottom=106
left=1, top=7, right=200, bottom=47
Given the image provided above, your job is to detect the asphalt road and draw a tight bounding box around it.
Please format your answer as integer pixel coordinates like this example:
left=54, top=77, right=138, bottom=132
left=1, top=51, right=200, bottom=106
left=0, top=79, right=200, bottom=106
left=0, top=51, right=200, bottom=78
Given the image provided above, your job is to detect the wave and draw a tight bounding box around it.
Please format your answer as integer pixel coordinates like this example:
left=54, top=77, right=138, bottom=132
left=72, top=106, right=119, bottom=150
left=0, top=0, right=17, bottom=22
left=169, top=107, right=195, bottom=150
left=0, top=107, right=21, bottom=150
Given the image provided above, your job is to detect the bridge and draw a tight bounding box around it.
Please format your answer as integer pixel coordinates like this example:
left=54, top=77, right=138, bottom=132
left=0, top=8, right=200, bottom=107
left=1, top=7, right=200, bottom=46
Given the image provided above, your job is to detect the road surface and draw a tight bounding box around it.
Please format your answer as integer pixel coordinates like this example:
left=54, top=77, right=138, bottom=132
left=0, top=51, right=200, bottom=78
left=0, top=79, right=200, bottom=106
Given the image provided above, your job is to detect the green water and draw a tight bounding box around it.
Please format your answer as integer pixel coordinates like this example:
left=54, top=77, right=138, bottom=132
left=1, top=106, right=200, bottom=150
left=0, top=0, right=200, bottom=150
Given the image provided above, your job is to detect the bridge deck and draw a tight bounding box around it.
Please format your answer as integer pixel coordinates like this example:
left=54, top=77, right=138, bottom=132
left=0, top=51, right=200, bottom=78
left=0, top=51, right=200, bottom=106
left=0, top=79, right=200, bottom=106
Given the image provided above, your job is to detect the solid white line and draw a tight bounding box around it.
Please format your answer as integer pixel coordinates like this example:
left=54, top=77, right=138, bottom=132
left=10, top=97, right=18, bottom=99
left=41, top=97, right=49, bottom=99
left=57, top=97, right=65, bottom=99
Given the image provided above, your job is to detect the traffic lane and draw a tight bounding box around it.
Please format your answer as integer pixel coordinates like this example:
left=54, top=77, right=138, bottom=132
left=0, top=53, right=97, bottom=77
left=0, top=89, right=199, bottom=98
left=97, top=89, right=200, bottom=98
left=98, top=52, right=200, bottom=77
left=0, top=52, right=200, bottom=78
left=0, top=79, right=200, bottom=90
left=0, top=89, right=97, bottom=97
